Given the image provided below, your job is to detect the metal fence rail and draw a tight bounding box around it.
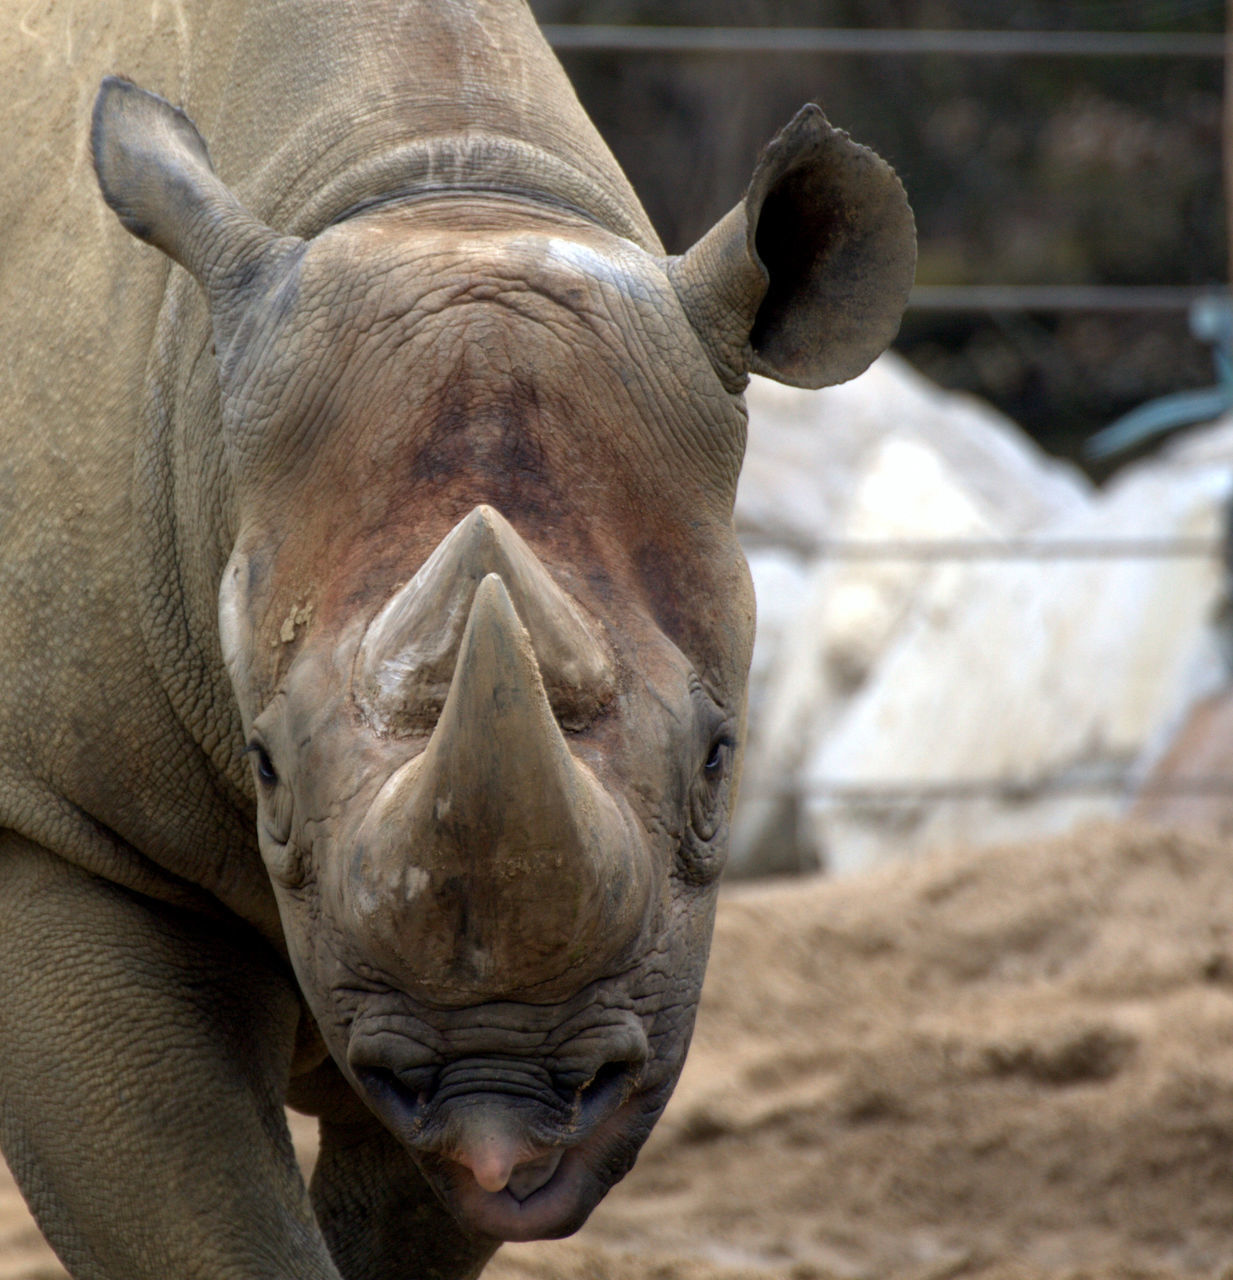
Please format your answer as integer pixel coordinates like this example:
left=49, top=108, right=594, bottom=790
left=800, top=776, right=1233, bottom=803
left=811, top=536, right=1224, bottom=560
left=542, top=26, right=1226, bottom=59
left=908, top=285, right=1224, bottom=313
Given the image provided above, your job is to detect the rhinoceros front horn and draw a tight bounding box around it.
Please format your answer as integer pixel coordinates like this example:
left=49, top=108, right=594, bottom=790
left=346, top=571, right=650, bottom=998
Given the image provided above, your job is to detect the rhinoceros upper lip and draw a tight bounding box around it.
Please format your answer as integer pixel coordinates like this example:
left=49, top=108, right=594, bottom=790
left=347, top=1021, right=651, bottom=1237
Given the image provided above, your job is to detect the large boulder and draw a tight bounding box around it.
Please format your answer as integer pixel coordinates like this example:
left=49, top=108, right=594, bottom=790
left=732, top=359, right=1231, bottom=878
left=802, top=455, right=1227, bottom=874
left=735, top=434, right=999, bottom=876
left=736, top=350, right=1089, bottom=555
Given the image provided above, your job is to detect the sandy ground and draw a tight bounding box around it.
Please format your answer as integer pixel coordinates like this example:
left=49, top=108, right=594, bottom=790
left=5, top=821, right=1233, bottom=1279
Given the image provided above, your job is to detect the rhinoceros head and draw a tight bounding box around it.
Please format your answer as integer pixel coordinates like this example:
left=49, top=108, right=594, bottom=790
left=93, top=77, right=913, bottom=1240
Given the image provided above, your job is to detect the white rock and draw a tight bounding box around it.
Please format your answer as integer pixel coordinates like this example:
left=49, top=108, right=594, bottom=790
left=737, top=352, right=1090, bottom=554
left=800, top=459, right=1230, bottom=875
left=731, top=359, right=1232, bottom=880
left=730, top=434, right=999, bottom=877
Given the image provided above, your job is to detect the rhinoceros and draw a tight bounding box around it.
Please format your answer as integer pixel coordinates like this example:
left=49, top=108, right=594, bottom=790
left=0, top=2, right=913, bottom=1276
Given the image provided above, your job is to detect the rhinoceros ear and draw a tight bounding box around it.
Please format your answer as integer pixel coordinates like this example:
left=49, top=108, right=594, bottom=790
left=667, top=105, right=916, bottom=392
left=91, top=77, right=300, bottom=351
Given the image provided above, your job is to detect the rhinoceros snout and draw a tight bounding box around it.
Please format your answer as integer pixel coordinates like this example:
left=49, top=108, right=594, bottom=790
left=351, top=1047, right=644, bottom=1153
left=339, top=568, right=652, bottom=1001
left=351, top=1043, right=649, bottom=1240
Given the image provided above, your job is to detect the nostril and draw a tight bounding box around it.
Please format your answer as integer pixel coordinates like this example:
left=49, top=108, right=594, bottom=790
left=355, top=1065, right=437, bottom=1127
left=576, top=1059, right=637, bottom=1124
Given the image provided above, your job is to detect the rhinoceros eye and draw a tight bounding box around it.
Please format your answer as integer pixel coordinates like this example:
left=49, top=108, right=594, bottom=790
left=703, top=735, right=732, bottom=781
left=246, top=741, right=279, bottom=788
left=245, top=739, right=296, bottom=857
left=693, top=733, right=733, bottom=836
left=682, top=730, right=735, bottom=881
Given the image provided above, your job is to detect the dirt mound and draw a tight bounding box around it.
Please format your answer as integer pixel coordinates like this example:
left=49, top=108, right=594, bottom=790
left=496, top=822, right=1233, bottom=1279
left=6, top=822, right=1233, bottom=1278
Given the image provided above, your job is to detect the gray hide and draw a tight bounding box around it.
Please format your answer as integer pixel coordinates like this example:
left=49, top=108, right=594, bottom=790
left=0, top=2, right=914, bottom=1277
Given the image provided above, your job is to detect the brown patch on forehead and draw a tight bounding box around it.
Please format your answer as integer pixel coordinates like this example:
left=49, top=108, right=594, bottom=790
left=405, top=373, right=560, bottom=525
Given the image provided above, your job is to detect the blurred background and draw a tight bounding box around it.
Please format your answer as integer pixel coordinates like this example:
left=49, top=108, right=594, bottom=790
left=530, top=0, right=1226, bottom=473
left=525, top=1, right=1233, bottom=881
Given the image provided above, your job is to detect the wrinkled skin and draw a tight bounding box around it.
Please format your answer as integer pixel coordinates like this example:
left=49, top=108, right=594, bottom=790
left=220, top=204, right=757, bottom=1241
left=0, top=2, right=914, bottom=1277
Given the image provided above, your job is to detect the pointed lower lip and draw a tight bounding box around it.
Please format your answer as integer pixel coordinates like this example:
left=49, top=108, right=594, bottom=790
left=428, top=1097, right=644, bottom=1241
left=504, top=1147, right=564, bottom=1200
left=442, top=1145, right=595, bottom=1241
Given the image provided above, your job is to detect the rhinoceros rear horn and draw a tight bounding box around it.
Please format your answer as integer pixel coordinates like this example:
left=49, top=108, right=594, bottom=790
left=359, top=505, right=614, bottom=733
left=91, top=77, right=299, bottom=350
left=667, top=104, right=916, bottom=392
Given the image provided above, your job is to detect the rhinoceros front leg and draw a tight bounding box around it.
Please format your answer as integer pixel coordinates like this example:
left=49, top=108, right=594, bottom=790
left=293, top=1066, right=499, bottom=1280
left=0, top=833, right=340, bottom=1280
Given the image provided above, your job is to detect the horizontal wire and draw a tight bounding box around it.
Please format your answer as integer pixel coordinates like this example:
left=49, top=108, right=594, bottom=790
left=796, top=776, right=1233, bottom=803
left=909, top=285, right=1225, bottom=312
left=810, top=537, right=1224, bottom=560
left=542, top=26, right=1227, bottom=58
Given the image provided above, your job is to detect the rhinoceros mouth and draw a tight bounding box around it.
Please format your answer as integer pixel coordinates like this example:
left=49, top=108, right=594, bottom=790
left=437, top=1145, right=593, bottom=1240
left=422, top=1096, right=646, bottom=1242
left=497, top=1146, right=564, bottom=1201
left=352, top=1053, right=650, bottom=1238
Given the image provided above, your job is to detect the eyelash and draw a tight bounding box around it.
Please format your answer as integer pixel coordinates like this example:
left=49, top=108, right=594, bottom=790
left=244, top=741, right=278, bottom=787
